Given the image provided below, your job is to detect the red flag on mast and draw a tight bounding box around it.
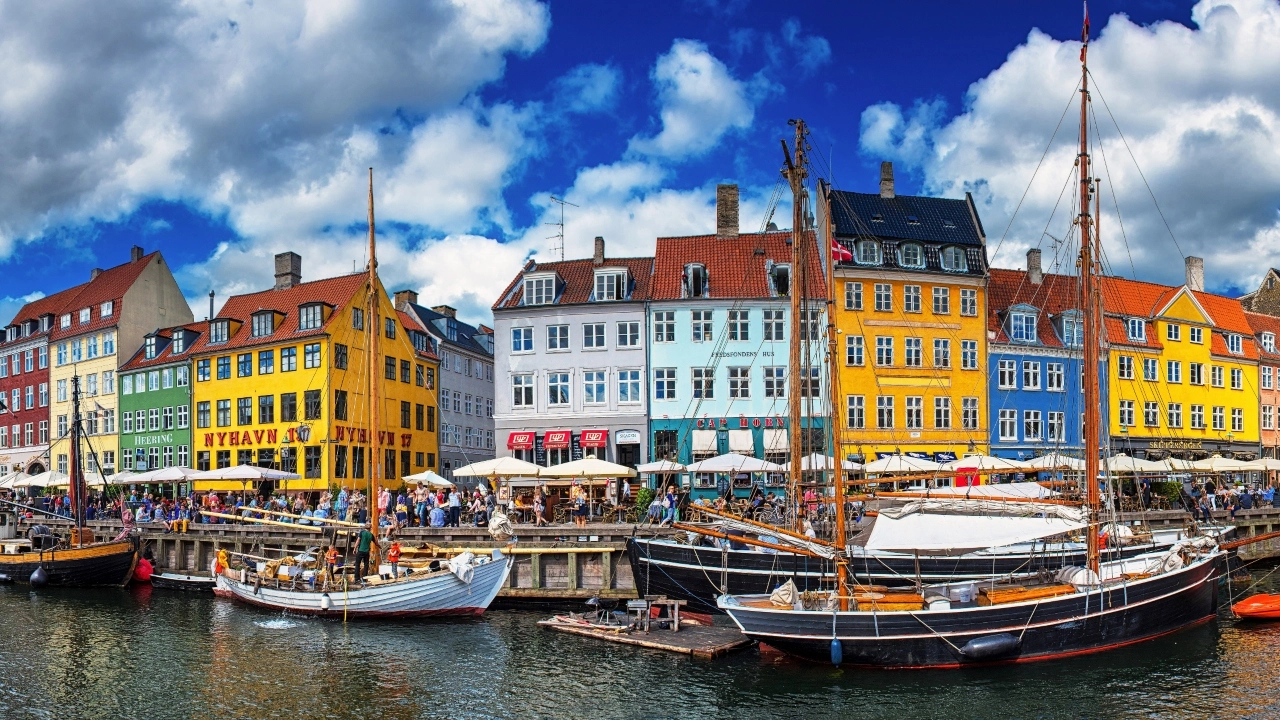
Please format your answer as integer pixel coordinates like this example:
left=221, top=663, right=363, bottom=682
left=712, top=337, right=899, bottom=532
left=832, top=239, right=852, bottom=262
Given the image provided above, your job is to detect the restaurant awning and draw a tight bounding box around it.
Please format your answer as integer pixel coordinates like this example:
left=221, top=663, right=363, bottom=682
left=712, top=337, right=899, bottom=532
left=691, top=430, right=718, bottom=453
left=728, top=429, right=754, bottom=453
left=763, top=428, right=788, bottom=452
left=543, top=430, right=571, bottom=449
left=507, top=432, right=534, bottom=450
left=579, top=429, right=608, bottom=448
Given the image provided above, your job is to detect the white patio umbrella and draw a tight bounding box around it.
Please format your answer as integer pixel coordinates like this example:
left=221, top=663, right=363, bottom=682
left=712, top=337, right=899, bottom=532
left=1241, top=457, right=1280, bottom=472
left=861, top=455, right=942, bottom=474
left=14, top=470, right=69, bottom=488
left=540, top=456, right=637, bottom=478
left=1191, top=455, right=1251, bottom=472
left=126, top=466, right=201, bottom=484
left=452, top=457, right=543, bottom=478
left=940, top=454, right=1027, bottom=472
left=1102, top=453, right=1166, bottom=473
left=403, top=470, right=454, bottom=488
left=0, top=471, right=30, bottom=489
left=636, top=460, right=687, bottom=473
left=108, top=470, right=137, bottom=485
left=782, top=453, right=862, bottom=472
left=190, top=465, right=300, bottom=481
left=1159, top=457, right=1197, bottom=472
left=1021, top=452, right=1086, bottom=471
left=685, top=453, right=785, bottom=474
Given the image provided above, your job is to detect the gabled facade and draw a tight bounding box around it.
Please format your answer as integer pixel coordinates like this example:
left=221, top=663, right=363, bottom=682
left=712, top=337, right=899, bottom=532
left=118, top=323, right=203, bottom=476
left=822, top=163, right=989, bottom=466
left=492, top=237, right=652, bottom=470
left=1238, top=267, right=1280, bottom=315
left=1246, top=311, right=1280, bottom=459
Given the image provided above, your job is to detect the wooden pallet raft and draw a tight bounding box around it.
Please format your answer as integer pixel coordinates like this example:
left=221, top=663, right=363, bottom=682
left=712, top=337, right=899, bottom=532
left=537, top=620, right=753, bottom=659
left=977, top=583, right=1077, bottom=606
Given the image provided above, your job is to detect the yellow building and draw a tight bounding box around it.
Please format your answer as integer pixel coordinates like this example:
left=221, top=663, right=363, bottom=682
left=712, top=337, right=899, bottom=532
left=188, top=253, right=439, bottom=492
left=1103, top=263, right=1260, bottom=459
left=821, top=165, right=990, bottom=465
left=49, top=247, right=193, bottom=475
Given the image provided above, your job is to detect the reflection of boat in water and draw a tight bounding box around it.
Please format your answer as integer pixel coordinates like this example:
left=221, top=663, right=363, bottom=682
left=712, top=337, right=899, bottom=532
left=151, top=572, right=216, bottom=592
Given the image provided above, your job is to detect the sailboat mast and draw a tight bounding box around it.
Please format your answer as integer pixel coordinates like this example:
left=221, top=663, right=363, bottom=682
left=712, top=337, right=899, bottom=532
left=784, top=120, right=807, bottom=528
left=367, top=168, right=381, bottom=533
left=1078, top=10, right=1102, bottom=575
left=823, top=182, right=849, bottom=608
left=69, top=374, right=85, bottom=545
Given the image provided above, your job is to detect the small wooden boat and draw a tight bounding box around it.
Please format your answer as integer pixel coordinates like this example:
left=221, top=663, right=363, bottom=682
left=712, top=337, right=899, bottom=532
left=151, top=572, right=216, bottom=592
left=1232, top=593, right=1280, bottom=620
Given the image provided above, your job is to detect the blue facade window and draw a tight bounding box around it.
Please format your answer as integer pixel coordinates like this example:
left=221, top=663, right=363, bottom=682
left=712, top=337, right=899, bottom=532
left=1009, top=312, right=1037, bottom=343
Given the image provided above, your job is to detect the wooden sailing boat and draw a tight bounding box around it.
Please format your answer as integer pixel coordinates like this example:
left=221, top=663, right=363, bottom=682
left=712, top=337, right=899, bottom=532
left=716, top=12, right=1226, bottom=666
left=0, top=374, right=138, bottom=587
left=213, top=169, right=513, bottom=617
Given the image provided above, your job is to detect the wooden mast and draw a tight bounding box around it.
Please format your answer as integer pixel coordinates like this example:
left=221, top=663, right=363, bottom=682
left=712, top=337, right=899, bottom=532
left=367, top=168, right=381, bottom=534
left=822, top=181, right=850, bottom=608
left=1078, top=8, right=1102, bottom=575
left=783, top=120, right=807, bottom=530
left=69, top=374, right=84, bottom=546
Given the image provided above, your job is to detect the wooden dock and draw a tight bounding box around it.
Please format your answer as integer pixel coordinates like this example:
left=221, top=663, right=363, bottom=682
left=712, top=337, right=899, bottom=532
left=538, top=619, right=753, bottom=659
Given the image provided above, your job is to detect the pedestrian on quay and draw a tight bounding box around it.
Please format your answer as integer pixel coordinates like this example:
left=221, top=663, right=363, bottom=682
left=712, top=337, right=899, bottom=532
left=414, top=483, right=429, bottom=527
left=354, top=526, right=375, bottom=580
left=387, top=541, right=402, bottom=579
left=447, top=487, right=461, bottom=527
left=336, top=486, right=349, bottom=521
left=324, top=545, right=339, bottom=578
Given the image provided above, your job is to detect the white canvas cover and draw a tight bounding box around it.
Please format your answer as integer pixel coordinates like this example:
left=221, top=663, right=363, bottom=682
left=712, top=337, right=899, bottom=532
left=691, top=430, right=719, bottom=453
left=865, top=512, right=1088, bottom=555
left=728, top=430, right=754, bottom=453
left=894, top=481, right=1059, bottom=500
left=763, top=428, right=788, bottom=452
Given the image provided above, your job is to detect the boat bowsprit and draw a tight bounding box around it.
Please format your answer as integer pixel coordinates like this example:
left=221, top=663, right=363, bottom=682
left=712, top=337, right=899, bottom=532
left=1232, top=593, right=1280, bottom=620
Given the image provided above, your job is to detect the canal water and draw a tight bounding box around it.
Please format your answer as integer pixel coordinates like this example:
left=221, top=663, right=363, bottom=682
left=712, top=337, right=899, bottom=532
left=1, top=571, right=1278, bottom=720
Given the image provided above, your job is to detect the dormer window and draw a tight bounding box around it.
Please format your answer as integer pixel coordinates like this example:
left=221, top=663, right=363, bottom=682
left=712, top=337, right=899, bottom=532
left=524, top=275, right=556, bottom=306
left=769, top=263, right=791, bottom=297
left=1264, top=332, right=1276, bottom=353
left=251, top=311, right=275, bottom=337
left=24, top=320, right=34, bottom=336
left=897, top=243, right=924, bottom=269
left=78, top=308, right=91, bottom=324
left=594, top=270, right=628, bottom=301
left=299, top=304, right=323, bottom=330
left=144, top=336, right=157, bottom=359
left=210, top=320, right=230, bottom=344
left=101, top=301, right=113, bottom=317
left=684, top=264, right=707, bottom=298
left=1057, top=312, right=1083, bottom=348
left=171, top=330, right=186, bottom=355
left=940, top=246, right=968, bottom=272
left=871, top=213, right=884, bottom=222
left=1008, top=307, right=1038, bottom=343
left=60, top=313, right=71, bottom=329
left=942, top=219, right=957, bottom=229
left=1126, top=318, right=1146, bottom=343
left=39, top=316, right=50, bottom=332
left=906, top=215, right=920, bottom=225
left=1227, top=333, right=1243, bottom=355
left=855, top=240, right=881, bottom=265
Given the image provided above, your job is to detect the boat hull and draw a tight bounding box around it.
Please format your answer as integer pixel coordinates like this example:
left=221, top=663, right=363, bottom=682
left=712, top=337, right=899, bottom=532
left=0, top=540, right=138, bottom=587
left=720, top=551, right=1223, bottom=668
left=1231, top=594, right=1280, bottom=620
left=151, top=573, right=216, bottom=592
left=214, top=552, right=513, bottom=618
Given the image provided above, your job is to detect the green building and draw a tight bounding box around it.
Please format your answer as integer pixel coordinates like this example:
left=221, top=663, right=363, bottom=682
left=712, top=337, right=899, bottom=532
left=118, top=324, right=200, bottom=476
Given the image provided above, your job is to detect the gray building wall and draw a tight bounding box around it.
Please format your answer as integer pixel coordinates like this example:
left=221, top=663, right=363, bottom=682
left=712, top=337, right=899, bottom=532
left=435, top=343, right=496, bottom=478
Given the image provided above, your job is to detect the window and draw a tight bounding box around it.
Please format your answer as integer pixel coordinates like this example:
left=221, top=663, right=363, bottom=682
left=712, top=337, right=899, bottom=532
left=845, top=282, right=862, bottom=310
left=1212, top=406, right=1227, bottom=431
left=380, top=356, right=395, bottom=381
left=145, top=371, right=157, bottom=392
left=1010, top=312, right=1037, bottom=343
left=898, top=243, right=924, bottom=268
left=415, top=364, right=425, bottom=387
left=1166, top=323, right=1181, bottom=342
left=846, top=336, right=864, bottom=366
left=144, top=336, right=157, bottom=359
left=960, top=397, right=978, bottom=429
left=1231, top=367, right=1243, bottom=390
left=1191, top=404, right=1205, bottom=429
left=1265, top=406, right=1275, bottom=431
left=216, top=399, right=231, bottom=427
left=934, top=397, right=951, bottom=429
left=162, top=407, right=174, bottom=430
left=1024, top=410, right=1042, bottom=440
left=1023, top=361, right=1041, bottom=390
left=251, top=312, right=274, bottom=337
left=512, top=374, right=534, bottom=407
left=719, top=366, right=750, bottom=399
left=692, top=368, right=714, bottom=399
left=617, top=321, right=640, bottom=347
left=875, top=337, right=894, bottom=366
left=1118, top=400, right=1134, bottom=427
left=196, top=359, right=210, bottom=382
left=59, top=313, right=70, bottom=328
left=594, top=271, right=627, bottom=301
left=999, top=409, right=1017, bottom=441
left=961, top=340, right=978, bottom=370
left=960, top=289, right=978, bottom=317
left=1117, top=356, right=1134, bottom=380
left=856, top=240, right=881, bottom=265
left=997, top=360, right=1016, bottom=389
left=1227, top=334, right=1243, bottom=355
left=161, top=368, right=173, bottom=389
left=548, top=372, right=570, bottom=405
left=232, top=353, right=250, bottom=378
left=304, top=343, right=321, bottom=369
left=38, top=383, right=47, bottom=407
left=79, top=307, right=90, bottom=324
left=877, top=396, right=894, bottom=428
left=297, top=389, right=319, bottom=420
left=1265, top=333, right=1277, bottom=353
left=692, top=310, right=713, bottom=342
left=512, top=327, right=533, bottom=353
left=236, top=398, right=251, bottom=425
left=525, top=276, right=555, bottom=305
left=1139, top=357, right=1157, bottom=382
left=618, top=369, right=641, bottom=403
left=764, top=367, right=786, bottom=398
left=37, top=346, right=46, bottom=369
left=70, top=342, right=80, bottom=363
left=903, top=337, right=922, bottom=367
left=23, top=385, right=32, bottom=409
left=769, top=264, right=790, bottom=296
left=1211, top=365, right=1224, bottom=388
left=215, top=356, right=230, bottom=380
left=1046, top=363, right=1064, bottom=391
left=281, top=347, right=297, bottom=372
left=874, top=283, right=892, bottom=312
left=583, top=323, right=605, bottom=349
left=728, top=310, right=749, bottom=341
left=1144, top=401, right=1159, bottom=427
left=1233, top=407, right=1247, bottom=432
left=654, top=368, right=676, bottom=400
left=1168, top=403, right=1183, bottom=429
left=196, top=402, right=210, bottom=428
left=400, top=359, right=410, bottom=384
left=903, top=285, right=922, bottom=313
left=1265, top=366, right=1275, bottom=390
left=932, top=287, right=950, bottom=315
left=177, top=405, right=188, bottom=429
left=653, top=311, right=675, bottom=342
left=1190, top=363, right=1204, bottom=385
left=280, top=393, right=297, bottom=422
left=1125, top=318, right=1146, bottom=342
left=295, top=304, right=322, bottom=331
left=210, top=320, right=229, bottom=344
left=847, top=395, right=865, bottom=429
left=763, top=310, right=784, bottom=341
left=905, top=396, right=923, bottom=429
left=1042, top=411, right=1063, bottom=441
left=1190, top=326, right=1204, bottom=344
left=583, top=371, right=606, bottom=404
left=940, top=246, right=968, bottom=272
left=55, top=344, right=65, bottom=367
left=1167, top=361, right=1182, bottom=384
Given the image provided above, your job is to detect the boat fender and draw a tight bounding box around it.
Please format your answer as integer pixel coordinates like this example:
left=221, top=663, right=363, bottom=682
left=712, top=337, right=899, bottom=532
left=253, top=577, right=262, bottom=595
left=0, top=573, right=11, bottom=584
left=320, top=594, right=332, bottom=611
left=959, top=633, right=1021, bottom=660
left=830, top=639, right=843, bottom=667
left=29, top=566, right=47, bottom=587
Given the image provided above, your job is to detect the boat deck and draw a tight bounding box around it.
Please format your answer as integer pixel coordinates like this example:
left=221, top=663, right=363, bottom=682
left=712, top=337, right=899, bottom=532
left=537, top=619, right=752, bottom=659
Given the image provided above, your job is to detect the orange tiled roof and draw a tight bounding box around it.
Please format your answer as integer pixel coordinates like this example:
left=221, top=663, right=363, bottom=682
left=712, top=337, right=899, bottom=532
left=120, top=322, right=207, bottom=372
left=49, top=252, right=160, bottom=341
left=986, top=268, right=1081, bottom=347
left=1246, top=311, right=1280, bottom=362
left=0, top=283, right=90, bottom=350
left=650, top=231, right=826, bottom=301
left=187, top=273, right=368, bottom=356
left=493, top=256, right=654, bottom=310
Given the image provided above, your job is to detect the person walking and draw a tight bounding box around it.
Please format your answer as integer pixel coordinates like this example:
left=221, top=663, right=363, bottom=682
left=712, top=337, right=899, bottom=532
left=354, top=526, right=375, bottom=581
left=447, top=487, right=462, bottom=527
left=387, top=541, right=402, bottom=579
left=414, top=483, right=429, bottom=527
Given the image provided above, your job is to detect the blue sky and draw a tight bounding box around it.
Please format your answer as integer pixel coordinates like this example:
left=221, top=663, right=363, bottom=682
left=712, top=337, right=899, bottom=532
left=4, top=0, right=1277, bottom=327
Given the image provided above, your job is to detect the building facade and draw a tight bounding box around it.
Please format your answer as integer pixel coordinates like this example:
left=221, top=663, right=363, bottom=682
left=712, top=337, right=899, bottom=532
left=187, top=253, right=439, bottom=493
left=1246, top=312, right=1280, bottom=459
left=49, top=246, right=193, bottom=476
left=647, top=186, right=828, bottom=497
left=119, top=324, right=201, bottom=477
left=397, top=292, right=496, bottom=479
left=823, top=164, right=989, bottom=465
left=492, top=238, right=652, bottom=470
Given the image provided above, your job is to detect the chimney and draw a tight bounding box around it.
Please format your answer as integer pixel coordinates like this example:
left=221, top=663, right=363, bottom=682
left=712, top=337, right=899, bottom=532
left=90, top=268, right=103, bottom=280
left=274, top=251, right=302, bottom=290
left=208, top=291, right=215, bottom=321
left=393, top=289, right=419, bottom=311
left=592, top=236, right=605, bottom=266
left=432, top=305, right=458, bottom=319
left=716, top=184, right=739, bottom=237
left=1185, top=256, right=1204, bottom=291
left=130, top=245, right=144, bottom=262
left=879, top=162, right=895, bottom=199
left=1027, top=248, right=1043, bottom=285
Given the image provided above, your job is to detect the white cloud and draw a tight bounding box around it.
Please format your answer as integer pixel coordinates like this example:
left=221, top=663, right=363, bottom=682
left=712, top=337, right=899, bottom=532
left=553, top=63, right=621, bottom=114
left=858, top=0, right=1280, bottom=293
left=629, top=39, right=756, bottom=159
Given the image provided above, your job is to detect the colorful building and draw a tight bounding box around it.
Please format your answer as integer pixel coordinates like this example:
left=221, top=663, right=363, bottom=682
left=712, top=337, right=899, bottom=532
left=187, top=252, right=439, bottom=493
left=118, top=323, right=202, bottom=477
left=49, top=246, right=193, bottom=476
left=822, top=163, right=989, bottom=465
left=1246, top=311, right=1280, bottom=459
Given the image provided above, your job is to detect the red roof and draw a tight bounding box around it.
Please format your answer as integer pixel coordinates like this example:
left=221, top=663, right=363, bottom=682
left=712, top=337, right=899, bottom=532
left=650, top=231, right=826, bottom=301
left=1246, top=311, right=1280, bottom=362
left=493, top=256, right=654, bottom=310
left=0, top=283, right=89, bottom=350
left=49, top=252, right=160, bottom=341
left=120, top=322, right=207, bottom=372
left=986, top=268, right=1081, bottom=347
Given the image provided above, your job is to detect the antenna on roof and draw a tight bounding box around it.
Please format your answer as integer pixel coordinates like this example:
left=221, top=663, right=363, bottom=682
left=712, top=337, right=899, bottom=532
left=546, top=196, right=578, bottom=262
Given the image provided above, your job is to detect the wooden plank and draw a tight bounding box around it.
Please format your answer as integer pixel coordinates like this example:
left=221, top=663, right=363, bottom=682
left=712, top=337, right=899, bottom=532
left=978, top=584, right=1077, bottom=606
left=538, top=620, right=752, bottom=658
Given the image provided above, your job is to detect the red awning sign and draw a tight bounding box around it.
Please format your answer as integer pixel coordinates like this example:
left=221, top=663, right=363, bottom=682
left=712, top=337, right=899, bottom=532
left=507, top=432, right=534, bottom=450
left=543, top=430, right=571, bottom=449
left=579, top=429, right=608, bottom=448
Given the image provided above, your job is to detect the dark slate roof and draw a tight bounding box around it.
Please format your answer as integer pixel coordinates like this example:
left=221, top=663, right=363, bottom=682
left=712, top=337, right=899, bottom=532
left=407, top=303, right=493, bottom=358
left=829, top=190, right=984, bottom=246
